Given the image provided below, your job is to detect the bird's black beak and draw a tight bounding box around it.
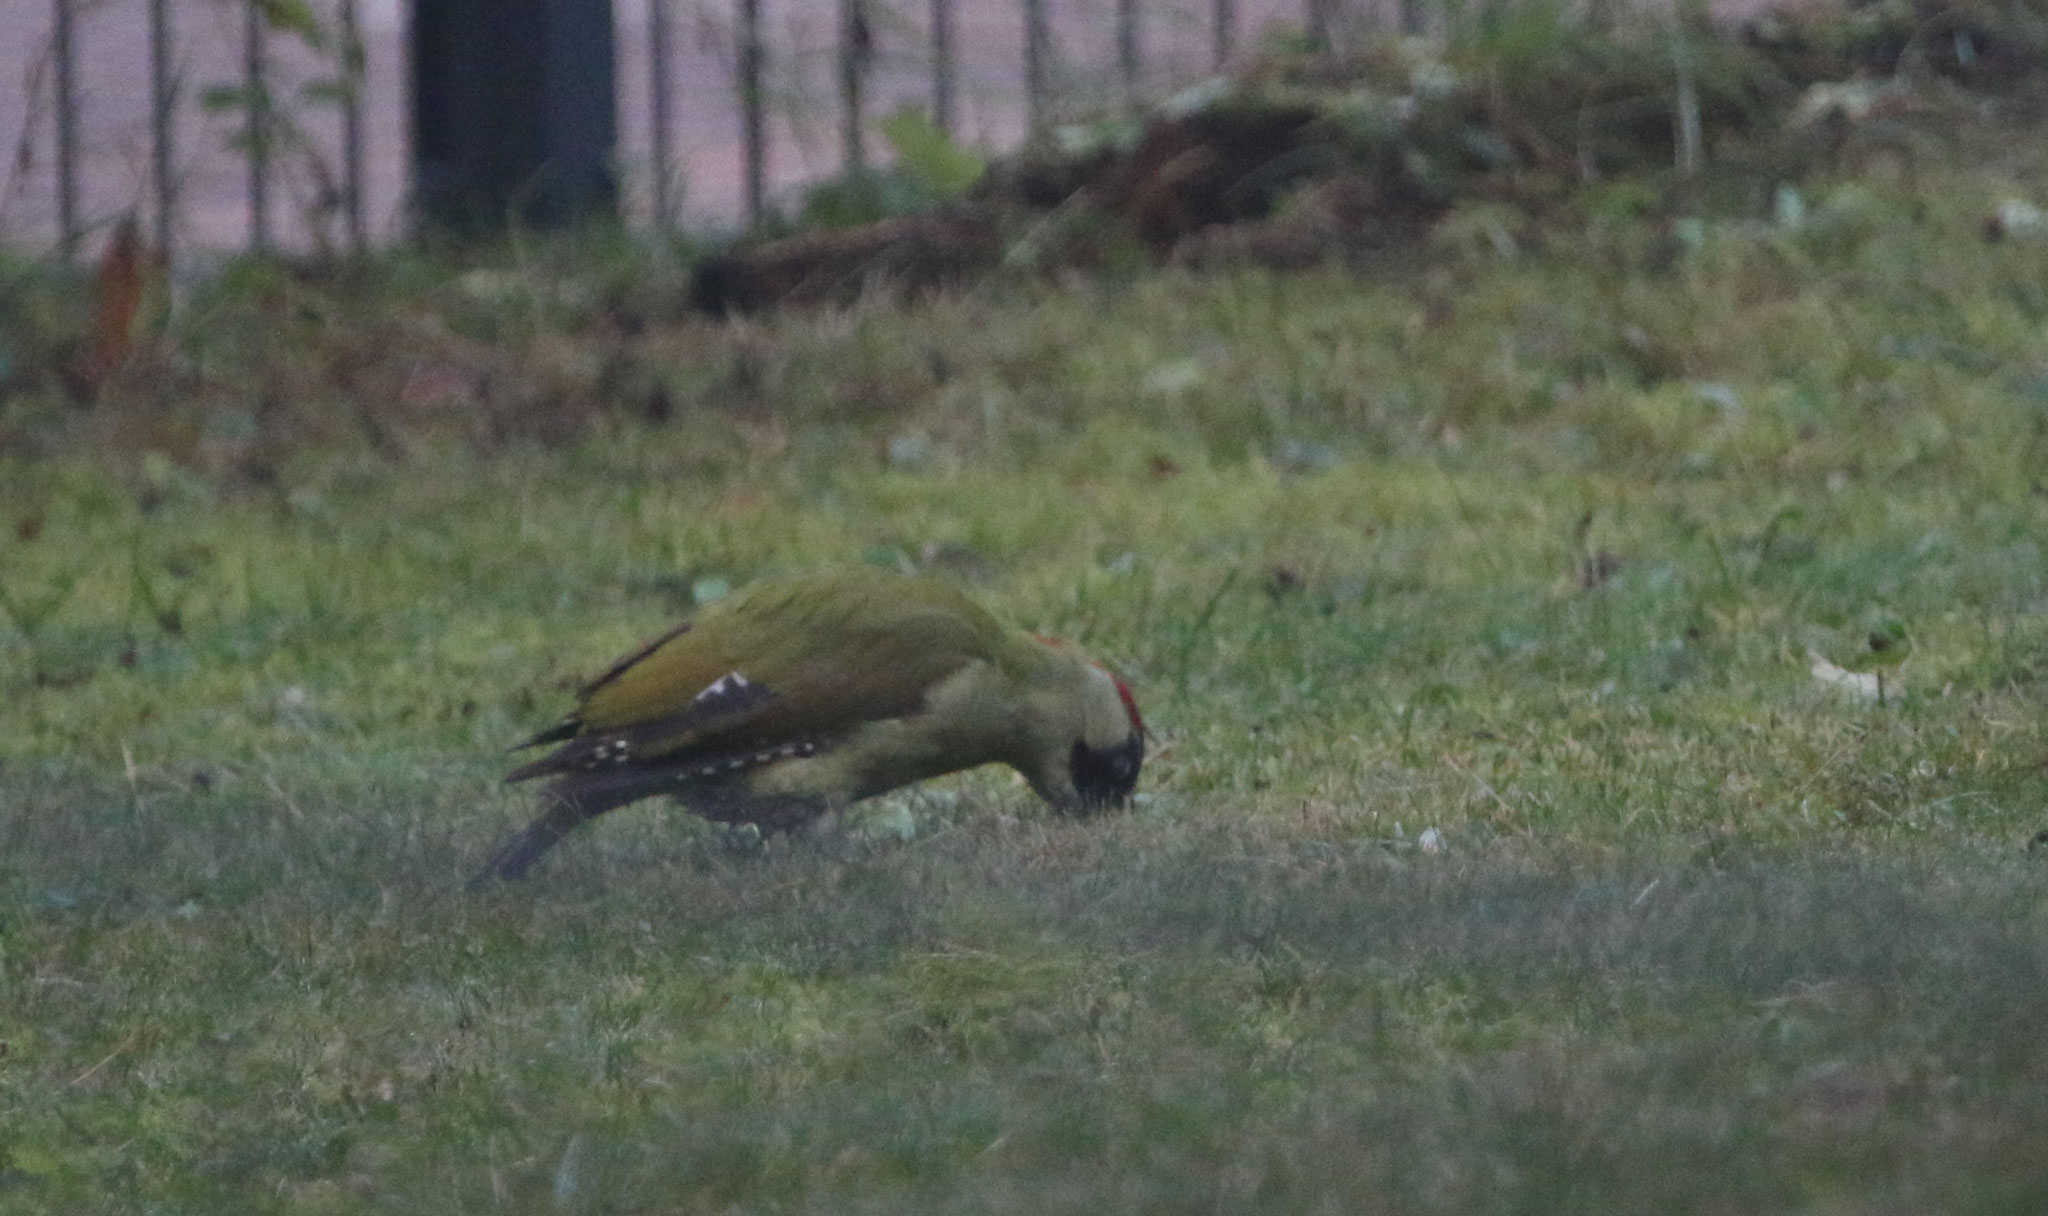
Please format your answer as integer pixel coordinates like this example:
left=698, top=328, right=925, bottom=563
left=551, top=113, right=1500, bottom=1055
left=1069, top=735, right=1144, bottom=813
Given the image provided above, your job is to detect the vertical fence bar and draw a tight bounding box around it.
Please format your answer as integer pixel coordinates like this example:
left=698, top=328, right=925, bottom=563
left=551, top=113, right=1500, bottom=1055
left=243, top=0, right=269, bottom=252
left=1672, top=21, right=1701, bottom=181
left=738, top=0, right=765, bottom=225
left=1023, top=0, right=1048, bottom=140
left=338, top=0, right=366, bottom=249
left=1305, top=0, right=1331, bottom=48
left=1116, top=0, right=1139, bottom=111
left=52, top=0, right=79, bottom=256
left=649, top=0, right=674, bottom=228
left=1400, top=0, right=1425, bottom=34
left=838, top=0, right=868, bottom=170
left=149, top=0, right=176, bottom=257
left=931, top=0, right=954, bottom=136
left=1212, top=0, right=1233, bottom=67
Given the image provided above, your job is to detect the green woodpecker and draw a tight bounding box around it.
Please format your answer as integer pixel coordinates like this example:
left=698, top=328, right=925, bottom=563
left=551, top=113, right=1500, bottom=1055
left=473, top=569, right=1145, bottom=885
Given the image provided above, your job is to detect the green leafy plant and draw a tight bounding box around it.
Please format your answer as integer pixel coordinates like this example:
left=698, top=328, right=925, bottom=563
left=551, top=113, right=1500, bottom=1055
left=878, top=107, right=986, bottom=199
left=795, top=108, right=988, bottom=231
left=0, top=569, right=76, bottom=640
left=196, top=0, right=367, bottom=255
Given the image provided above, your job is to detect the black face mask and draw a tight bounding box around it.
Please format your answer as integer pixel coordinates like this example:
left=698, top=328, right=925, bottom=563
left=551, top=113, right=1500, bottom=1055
left=1070, top=735, right=1144, bottom=810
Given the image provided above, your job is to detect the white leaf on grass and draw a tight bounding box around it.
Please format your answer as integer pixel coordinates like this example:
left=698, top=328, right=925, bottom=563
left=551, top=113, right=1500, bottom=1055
left=1809, top=652, right=1880, bottom=700
left=1989, top=198, right=2048, bottom=240
left=1142, top=358, right=1206, bottom=396
left=888, top=433, right=934, bottom=470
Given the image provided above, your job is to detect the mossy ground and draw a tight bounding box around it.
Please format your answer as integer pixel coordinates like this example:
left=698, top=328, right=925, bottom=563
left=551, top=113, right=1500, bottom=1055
left=4, top=105, right=2048, bottom=1212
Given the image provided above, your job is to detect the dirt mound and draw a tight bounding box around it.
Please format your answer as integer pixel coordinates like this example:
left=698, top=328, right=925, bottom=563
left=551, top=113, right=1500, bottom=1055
left=691, top=0, right=2048, bottom=312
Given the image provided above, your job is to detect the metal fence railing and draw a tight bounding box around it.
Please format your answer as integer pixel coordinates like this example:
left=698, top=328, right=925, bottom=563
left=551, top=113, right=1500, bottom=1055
left=1, top=0, right=1367, bottom=261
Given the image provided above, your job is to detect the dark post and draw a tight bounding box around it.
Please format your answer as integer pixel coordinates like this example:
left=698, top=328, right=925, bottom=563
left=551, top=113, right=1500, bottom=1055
left=738, top=0, right=764, bottom=225
left=1023, top=0, right=1049, bottom=140
left=412, top=0, right=619, bottom=233
left=839, top=0, right=869, bottom=170
left=52, top=0, right=78, bottom=256
left=244, top=1, right=270, bottom=251
left=338, top=0, right=366, bottom=249
left=1116, top=0, right=1139, bottom=111
left=149, top=0, right=176, bottom=256
left=649, top=0, right=674, bottom=229
left=1213, top=0, right=1233, bottom=68
left=931, top=0, right=954, bottom=136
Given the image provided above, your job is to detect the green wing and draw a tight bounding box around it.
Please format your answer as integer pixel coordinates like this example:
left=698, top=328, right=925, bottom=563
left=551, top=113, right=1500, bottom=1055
left=508, top=570, right=1013, bottom=782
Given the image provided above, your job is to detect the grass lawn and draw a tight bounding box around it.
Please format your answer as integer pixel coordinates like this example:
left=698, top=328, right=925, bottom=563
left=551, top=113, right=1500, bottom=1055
left=5, top=115, right=2048, bottom=1211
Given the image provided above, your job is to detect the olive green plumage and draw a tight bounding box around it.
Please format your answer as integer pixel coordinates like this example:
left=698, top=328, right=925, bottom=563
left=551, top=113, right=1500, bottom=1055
left=473, top=569, right=1144, bottom=886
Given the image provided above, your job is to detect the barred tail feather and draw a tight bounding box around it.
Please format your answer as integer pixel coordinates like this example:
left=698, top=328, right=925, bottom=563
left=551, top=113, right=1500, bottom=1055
left=469, top=769, right=674, bottom=888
